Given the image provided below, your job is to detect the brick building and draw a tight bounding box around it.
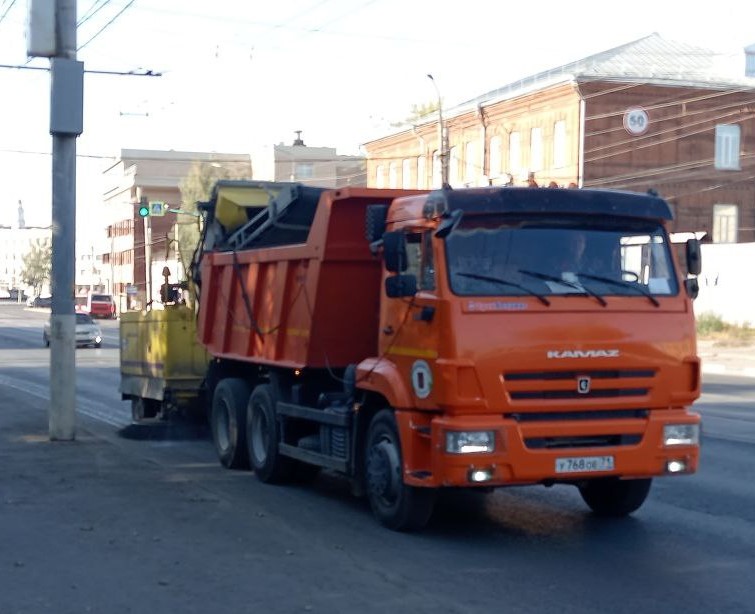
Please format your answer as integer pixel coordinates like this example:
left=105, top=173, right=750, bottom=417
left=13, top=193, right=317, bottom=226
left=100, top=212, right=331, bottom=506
left=364, top=34, right=755, bottom=242
left=101, top=149, right=251, bottom=311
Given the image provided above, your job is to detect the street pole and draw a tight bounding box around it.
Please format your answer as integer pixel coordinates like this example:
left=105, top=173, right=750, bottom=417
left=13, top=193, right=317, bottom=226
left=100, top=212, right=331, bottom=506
left=144, top=215, right=152, bottom=307
left=427, top=74, right=448, bottom=187
left=49, top=0, right=82, bottom=441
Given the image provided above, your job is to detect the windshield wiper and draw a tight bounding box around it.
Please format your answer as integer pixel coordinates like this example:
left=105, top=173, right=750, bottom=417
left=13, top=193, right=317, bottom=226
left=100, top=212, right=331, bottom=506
left=455, top=271, right=551, bottom=306
left=518, top=269, right=607, bottom=307
left=573, top=272, right=661, bottom=307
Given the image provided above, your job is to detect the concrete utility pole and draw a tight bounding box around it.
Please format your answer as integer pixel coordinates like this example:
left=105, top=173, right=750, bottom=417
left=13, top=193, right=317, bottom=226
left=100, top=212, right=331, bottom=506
left=48, top=0, right=83, bottom=440
left=427, top=74, right=449, bottom=187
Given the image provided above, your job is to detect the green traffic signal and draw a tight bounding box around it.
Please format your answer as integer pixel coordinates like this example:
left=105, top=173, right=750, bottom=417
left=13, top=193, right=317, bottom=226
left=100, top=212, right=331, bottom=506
left=138, top=205, right=150, bottom=217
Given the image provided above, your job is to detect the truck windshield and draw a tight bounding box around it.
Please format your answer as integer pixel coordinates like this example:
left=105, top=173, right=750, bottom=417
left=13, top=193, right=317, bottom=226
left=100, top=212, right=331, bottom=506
left=445, top=216, right=679, bottom=299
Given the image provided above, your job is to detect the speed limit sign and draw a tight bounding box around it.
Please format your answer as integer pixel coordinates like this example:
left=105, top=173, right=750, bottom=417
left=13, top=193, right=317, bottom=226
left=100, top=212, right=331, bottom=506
left=623, top=107, right=649, bottom=135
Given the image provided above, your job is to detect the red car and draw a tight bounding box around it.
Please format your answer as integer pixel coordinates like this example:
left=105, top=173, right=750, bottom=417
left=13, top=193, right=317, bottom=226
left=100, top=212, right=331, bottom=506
left=87, top=293, right=117, bottom=319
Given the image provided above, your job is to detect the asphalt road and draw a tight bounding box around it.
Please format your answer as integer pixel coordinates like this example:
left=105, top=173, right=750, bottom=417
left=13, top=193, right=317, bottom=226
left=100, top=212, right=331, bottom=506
left=1, top=302, right=753, bottom=614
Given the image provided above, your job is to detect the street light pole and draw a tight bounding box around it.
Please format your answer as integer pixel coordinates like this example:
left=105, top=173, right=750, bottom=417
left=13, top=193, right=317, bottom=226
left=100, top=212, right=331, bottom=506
left=48, top=0, right=82, bottom=441
left=427, top=74, right=448, bottom=187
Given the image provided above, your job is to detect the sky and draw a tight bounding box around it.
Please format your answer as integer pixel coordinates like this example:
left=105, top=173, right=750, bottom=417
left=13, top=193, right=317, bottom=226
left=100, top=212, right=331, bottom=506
left=0, top=0, right=754, bottom=239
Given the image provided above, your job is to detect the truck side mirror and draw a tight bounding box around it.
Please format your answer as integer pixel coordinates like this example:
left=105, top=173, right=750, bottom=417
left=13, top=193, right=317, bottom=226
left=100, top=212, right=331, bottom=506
left=684, top=278, right=699, bottom=300
left=383, top=231, right=407, bottom=273
left=435, top=209, right=462, bottom=239
left=686, top=238, right=702, bottom=276
left=385, top=274, right=417, bottom=298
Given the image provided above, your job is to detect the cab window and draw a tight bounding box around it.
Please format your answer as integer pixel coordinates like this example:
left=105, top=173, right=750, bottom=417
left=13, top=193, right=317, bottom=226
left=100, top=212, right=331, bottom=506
left=405, top=231, right=435, bottom=291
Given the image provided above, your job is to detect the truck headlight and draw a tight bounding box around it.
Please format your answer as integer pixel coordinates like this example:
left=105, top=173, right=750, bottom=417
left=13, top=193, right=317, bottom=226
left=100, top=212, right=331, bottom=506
left=446, top=431, right=495, bottom=454
left=663, top=424, right=699, bottom=446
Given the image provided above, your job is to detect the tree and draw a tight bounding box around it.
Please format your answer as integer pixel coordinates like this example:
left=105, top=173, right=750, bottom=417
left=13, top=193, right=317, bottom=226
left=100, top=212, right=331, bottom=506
left=390, top=100, right=440, bottom=128
left=21, top=238, right=52, bottom=297
left=175, top=161, right=250, bottom=283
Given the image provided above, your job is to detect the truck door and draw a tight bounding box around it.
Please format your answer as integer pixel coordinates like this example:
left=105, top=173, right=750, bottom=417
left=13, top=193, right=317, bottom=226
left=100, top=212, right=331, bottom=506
left=380, top=230, right=441, bottom=408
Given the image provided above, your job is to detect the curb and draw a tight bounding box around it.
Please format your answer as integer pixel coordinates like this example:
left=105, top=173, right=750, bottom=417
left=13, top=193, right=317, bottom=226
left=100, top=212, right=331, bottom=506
left=701, top=363, right=755, bottom=378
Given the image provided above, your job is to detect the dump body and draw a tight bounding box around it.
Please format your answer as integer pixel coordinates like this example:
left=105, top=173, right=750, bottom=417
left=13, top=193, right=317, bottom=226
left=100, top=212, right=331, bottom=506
left=196, top=185, right=419, bottom=368
left=119, top=305, right=208, bottom=411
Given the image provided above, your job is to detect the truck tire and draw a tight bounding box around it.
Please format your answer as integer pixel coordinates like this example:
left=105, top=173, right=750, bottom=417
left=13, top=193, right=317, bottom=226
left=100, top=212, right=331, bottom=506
left=247, top=384, right=294, bottom=483
left=364, top=409, right=437, bottom=531
left=578, top=477, right=652, bottom=517
left=211, top=378, right=252, bottom=470
left=131, top=397, right=159, bottom=422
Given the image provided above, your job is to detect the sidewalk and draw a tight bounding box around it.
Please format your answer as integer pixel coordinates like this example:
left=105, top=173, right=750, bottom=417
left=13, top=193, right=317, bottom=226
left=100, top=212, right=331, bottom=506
left=698, top=338, right=755, bottom=379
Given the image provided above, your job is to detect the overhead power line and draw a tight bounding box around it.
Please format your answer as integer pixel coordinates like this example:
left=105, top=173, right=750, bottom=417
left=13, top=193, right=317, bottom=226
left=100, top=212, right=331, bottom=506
left=78, top=0, right=137, bottom=51
left=0, top=64, right=161, bottom=76
left=78, top=0, right=113, bottom=27
left=0, top=0, right=17, bottom=27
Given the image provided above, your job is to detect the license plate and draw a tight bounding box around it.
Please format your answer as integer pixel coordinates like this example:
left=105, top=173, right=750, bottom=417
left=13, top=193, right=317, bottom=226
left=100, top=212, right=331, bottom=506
left=555, top=455, right=614, bottom=474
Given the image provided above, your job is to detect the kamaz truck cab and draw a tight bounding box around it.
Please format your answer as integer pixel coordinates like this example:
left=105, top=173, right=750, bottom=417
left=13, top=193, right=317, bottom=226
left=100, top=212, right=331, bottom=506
left=357, top=186, right=701, bottom=528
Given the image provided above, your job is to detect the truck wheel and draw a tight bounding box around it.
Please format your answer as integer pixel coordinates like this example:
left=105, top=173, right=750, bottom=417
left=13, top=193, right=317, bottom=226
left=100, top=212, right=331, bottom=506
left=247, top=384, right=294, bottom=483
left=578, top=477, right=652, bottom=517
left=211, top=378, right=252, bottom=470
left=364, top=409, right=436, bottom=531
left=131, top=397, right=159, bottom=422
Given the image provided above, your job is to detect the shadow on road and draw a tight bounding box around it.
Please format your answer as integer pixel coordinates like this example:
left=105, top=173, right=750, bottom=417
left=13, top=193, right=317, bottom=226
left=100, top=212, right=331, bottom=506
left=118, top=420, right=210, bottom=441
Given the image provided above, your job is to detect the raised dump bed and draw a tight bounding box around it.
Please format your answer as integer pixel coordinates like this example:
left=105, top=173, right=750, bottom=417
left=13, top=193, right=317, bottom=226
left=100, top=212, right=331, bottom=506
left=195, top=182, right=415, bottom=369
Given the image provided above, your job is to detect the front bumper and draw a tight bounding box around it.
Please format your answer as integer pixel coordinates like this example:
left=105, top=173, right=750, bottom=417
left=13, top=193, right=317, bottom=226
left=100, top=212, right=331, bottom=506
left=75, top=332, right=102, bottom=346
left=397, top=408, right=700, bottom=488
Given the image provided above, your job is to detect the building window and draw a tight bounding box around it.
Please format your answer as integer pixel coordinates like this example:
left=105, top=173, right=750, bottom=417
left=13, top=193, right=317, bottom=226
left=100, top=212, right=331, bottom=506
left=448, top=146, right=459, bottom=186
left=712, top=204, right=738, bottom=243
left=432, top=151, right=441, bottom=188
left=530, top=127, right=543, bottom=172
left=509, top=131, right=521, bottom=175
left=295, top=163, right=313, bottom=178
left=489, top=135, right=502, bottom=178
left=388, top=162, right=398, bottom=188
left=402, top=159, right=413, bottom=189
left=417, top=155, right=426, bottom=189
left=553, top=120, right=566, bottom=168
left=375, top=165, right=385, bottom=188
left=715, top=125, right=740, bottom=170
left=464, top=141, right=476, bottom=185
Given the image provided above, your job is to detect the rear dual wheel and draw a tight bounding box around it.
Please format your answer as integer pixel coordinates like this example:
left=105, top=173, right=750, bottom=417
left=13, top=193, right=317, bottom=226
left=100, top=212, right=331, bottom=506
left=246, top=384, right=295, bottom=483
left=211, top=378, right=252, bottom=469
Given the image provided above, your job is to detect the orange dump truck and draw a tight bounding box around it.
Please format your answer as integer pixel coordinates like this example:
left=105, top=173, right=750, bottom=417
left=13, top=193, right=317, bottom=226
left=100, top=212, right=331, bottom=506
left=191, top=180, right=702, bottom=530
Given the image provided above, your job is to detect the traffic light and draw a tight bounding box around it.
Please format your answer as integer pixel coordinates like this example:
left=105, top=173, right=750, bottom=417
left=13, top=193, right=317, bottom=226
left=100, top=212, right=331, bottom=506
left=138, top=196, right=150, bottom=217
left=137, top=200, right=167, bottom=217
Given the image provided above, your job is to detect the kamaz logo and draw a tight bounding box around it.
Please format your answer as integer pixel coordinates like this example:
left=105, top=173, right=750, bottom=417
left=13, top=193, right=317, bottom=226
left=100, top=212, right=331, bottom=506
left=547, top=349, right=620, bottom=359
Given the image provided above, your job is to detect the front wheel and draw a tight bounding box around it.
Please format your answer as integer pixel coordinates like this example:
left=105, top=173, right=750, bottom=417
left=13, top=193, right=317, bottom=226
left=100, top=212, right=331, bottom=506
left=364, top=409, right=436, bottom=531
left=578, top=477, right=652, bottom=517
left=211, top=378, right=252, bottom=470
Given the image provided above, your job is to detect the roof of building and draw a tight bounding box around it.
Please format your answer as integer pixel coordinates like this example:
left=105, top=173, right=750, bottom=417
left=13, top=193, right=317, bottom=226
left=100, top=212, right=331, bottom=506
left=459, top=33, right=755, bottom=111
left=367, top=34, right=755, bottom=144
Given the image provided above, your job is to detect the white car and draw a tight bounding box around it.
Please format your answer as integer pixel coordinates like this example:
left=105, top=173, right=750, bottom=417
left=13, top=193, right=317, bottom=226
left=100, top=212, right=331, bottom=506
left=43, top=312, right=103, bottom=348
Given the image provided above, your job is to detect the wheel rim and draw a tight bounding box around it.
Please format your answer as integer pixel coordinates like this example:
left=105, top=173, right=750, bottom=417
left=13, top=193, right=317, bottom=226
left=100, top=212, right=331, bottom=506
left=216, top=403, right=231, bottom=452
left=366, top=437, right=401, bottom=507
left=251, top=402, right=269, bottom=465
